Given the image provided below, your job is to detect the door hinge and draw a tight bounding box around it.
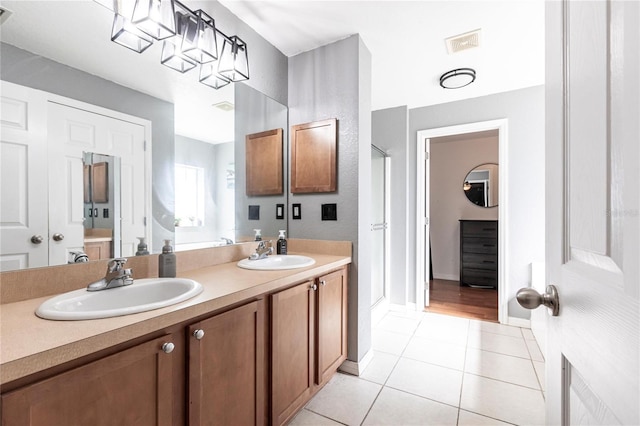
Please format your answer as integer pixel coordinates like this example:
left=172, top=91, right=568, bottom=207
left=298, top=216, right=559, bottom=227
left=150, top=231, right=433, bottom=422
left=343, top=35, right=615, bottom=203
left=425, top=217, right=429, bottom=225
left=425, top=152, right=429, bottom=160
left=143, top=216, right=147, bottom=226
left=144, top=140, right=147, bottom=151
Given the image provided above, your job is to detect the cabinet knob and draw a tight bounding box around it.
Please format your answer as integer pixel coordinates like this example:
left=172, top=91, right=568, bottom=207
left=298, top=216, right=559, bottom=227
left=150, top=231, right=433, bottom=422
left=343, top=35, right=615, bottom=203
left=320, top=280, right=326, bottom=286
left=31, top=235, right=44, bottom=244
left=52, top=233, right=65, bottom=242
left=192, top=329, right=205, bottom=340
left=310, top=283, right=318, bottom=291
left=161, top=342, right=175, bottom=354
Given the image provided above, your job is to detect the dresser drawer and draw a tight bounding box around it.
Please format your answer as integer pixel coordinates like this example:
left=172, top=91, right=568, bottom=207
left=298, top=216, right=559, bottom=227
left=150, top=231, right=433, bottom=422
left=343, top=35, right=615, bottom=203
left=461, top=237, right=498, bottom=254
left=460, top=221, right=498, bottom=238
left=461, top=253, right=498, bottom=271
left=461, top=268, right=497, bottom=288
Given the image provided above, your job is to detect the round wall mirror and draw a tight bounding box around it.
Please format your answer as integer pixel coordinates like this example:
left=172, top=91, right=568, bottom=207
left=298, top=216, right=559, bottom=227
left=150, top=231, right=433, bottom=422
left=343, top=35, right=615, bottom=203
left=463, top=163, right=499, bottom=208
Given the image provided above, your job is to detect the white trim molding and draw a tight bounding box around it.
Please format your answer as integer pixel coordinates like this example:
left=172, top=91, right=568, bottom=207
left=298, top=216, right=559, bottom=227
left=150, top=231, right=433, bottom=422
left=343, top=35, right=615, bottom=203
left=339, top=350, right=374, bottom=376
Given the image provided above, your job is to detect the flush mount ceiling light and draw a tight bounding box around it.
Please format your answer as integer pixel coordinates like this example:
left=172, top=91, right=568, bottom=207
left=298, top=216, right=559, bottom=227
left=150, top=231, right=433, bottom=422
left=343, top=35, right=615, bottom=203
left=108, top=0, right=249, bottom=89
left=439, top=68, right=476, bottom=89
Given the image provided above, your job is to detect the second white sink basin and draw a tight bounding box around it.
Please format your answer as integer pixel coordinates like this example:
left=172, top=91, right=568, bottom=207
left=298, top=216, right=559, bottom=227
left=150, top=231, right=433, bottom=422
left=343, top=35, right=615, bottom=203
left=237, top=255, right=316, bottom=271
left=36, top=278, right=203, bottom=321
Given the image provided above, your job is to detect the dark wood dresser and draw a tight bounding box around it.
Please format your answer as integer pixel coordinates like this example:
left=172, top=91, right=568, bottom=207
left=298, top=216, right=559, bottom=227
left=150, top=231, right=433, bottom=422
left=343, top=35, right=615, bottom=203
left=459, top=220, right=498, bottom=289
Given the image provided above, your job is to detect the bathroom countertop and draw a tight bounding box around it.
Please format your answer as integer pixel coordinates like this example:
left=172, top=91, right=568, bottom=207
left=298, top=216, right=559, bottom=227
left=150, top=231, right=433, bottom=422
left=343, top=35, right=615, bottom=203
left=0, top=252, right=351, bottom=386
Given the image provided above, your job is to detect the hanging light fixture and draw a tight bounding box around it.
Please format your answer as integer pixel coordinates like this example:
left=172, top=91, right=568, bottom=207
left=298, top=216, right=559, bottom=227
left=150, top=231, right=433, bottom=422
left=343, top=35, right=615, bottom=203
left=217, top=35, right=249, bottom=82
left=463, top=181, right=472, bottom=191
left=131, top=0, right=176, bottom=40
left=440, top=68, right=476, bottom=89
left=107, top=0, right=249, bottom=89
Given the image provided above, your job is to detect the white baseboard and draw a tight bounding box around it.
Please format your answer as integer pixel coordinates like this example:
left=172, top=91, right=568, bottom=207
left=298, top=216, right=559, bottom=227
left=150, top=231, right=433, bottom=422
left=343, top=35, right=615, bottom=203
left=339, top=349, right=374, bottom=376
left=433, top=273, right=459, bottom=281
left=507, top=316, right=531, bottom=328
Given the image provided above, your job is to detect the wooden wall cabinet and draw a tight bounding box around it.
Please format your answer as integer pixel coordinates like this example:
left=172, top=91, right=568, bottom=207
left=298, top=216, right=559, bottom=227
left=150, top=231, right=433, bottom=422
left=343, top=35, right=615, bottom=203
left=245, top=129, right=283, bottom=196
left=291, top=119, right=337, bottom=193
left=188, top=299, right=267, bottom=426
left=1, top=334, right=179, bottom=426
left=271, top=266, right=348, bottom=425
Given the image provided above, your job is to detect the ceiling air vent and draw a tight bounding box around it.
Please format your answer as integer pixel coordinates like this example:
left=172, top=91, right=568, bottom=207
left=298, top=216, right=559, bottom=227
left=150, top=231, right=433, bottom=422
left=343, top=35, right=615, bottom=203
left=0, top=6, right=13, bottom=25
left=445, top=29, right=481, bottom=54
left=212, top=101, right=234, bottom=112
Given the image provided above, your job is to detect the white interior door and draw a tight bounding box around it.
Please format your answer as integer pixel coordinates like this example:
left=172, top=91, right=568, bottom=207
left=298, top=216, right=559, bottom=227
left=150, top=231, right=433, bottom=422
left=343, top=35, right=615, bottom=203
left=0, top=82, right=48, bottom=271
left=371, top=146, right=389, bottom=308
left=47, top=102, right=146, bottom=263
left=544, top=1, right=639, bottom=424
left=416, top=137, right=430, bottom=308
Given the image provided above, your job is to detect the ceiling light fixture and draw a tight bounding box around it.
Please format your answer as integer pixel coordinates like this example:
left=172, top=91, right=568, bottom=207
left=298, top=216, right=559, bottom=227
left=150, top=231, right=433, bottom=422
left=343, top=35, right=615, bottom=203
left=439, top=68, right=476, bottom=89
left=109, top=0, right=249, bottom=89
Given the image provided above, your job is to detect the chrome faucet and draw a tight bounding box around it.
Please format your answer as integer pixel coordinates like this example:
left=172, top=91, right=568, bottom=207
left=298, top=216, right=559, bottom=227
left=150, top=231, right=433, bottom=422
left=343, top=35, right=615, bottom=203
left=220, top=237, right=234, bottom=245
left=249, top=240, right=273, bottom=260
left=87, top=258, right=134, bottom=291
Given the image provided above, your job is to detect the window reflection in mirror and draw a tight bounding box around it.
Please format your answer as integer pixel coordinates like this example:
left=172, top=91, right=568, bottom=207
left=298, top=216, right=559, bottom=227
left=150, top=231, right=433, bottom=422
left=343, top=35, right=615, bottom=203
left=463, top=163, right=499, bottom=208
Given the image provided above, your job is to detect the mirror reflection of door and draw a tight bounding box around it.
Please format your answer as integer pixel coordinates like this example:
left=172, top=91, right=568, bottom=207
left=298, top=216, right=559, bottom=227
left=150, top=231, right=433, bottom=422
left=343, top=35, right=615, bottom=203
left=83, top=152, right=121, bottom=261
left=371, top=145, right=389, bottom=308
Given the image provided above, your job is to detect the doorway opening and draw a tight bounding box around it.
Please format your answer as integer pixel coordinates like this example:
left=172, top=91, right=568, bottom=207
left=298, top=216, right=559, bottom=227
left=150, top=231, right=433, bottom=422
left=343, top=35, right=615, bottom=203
left=371, top=145, right=390, bottom=324
left=416, top=119, right=508, bottom=324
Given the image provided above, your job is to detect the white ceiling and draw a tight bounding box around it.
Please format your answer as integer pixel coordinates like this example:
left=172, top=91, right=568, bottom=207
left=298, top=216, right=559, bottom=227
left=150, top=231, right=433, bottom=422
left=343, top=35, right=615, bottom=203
left=219, top=0, right=546, bottom=110
left=0, top=0, right=545, bottom=141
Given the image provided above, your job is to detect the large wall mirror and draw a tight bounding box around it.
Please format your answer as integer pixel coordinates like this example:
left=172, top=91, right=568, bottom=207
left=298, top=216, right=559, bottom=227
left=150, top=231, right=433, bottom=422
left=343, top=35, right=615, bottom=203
left=462, top=163, right=499, bottom=208
left=0, top=1, right=288, bottom=271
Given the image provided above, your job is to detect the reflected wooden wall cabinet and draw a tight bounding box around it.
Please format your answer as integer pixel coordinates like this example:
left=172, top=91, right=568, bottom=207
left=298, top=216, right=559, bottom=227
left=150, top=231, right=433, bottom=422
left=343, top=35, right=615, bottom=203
left=245, top=128, right=284, bottom=196
left=291, top=119, right=337, bottom=193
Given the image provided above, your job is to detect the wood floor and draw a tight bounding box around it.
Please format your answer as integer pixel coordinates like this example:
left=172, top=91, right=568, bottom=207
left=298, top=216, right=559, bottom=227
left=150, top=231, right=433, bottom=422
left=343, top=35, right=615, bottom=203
left=426, top=279, right=498, bottom=322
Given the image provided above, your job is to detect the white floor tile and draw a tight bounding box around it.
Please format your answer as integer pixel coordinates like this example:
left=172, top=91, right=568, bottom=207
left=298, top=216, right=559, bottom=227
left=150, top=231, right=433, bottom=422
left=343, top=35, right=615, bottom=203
left=375, top=314, right=421, bottom=336
left=467, top=330, right=530, bottom=359
left=457, top=409, right=513, bottom=426
left=414, top=315, right=469, bottom=346
left=386, top=357, right=463, bottom=407
left=533, top=360, right=546, bottom=391
left=362, top=387, right=458, bottom=425
left=464, top=348, right=540, bottom=389
left=360, top=351, right=399, bottom=385
left=525, top=338, right=545, bottom=362
left=372, top=329, right=412, bottom=356
left=305, top=373, right=381, bottom=426
left=402, top=335, right=467, bottom=371
left=288, top=409, right=344, bottom=425
left=460, top=373, right=545, bottom=425
left=521, top=328, right=536, bottom=340
left=469, top=320, right=523, bottom=338
left=385, top=309, right=426, bottom=321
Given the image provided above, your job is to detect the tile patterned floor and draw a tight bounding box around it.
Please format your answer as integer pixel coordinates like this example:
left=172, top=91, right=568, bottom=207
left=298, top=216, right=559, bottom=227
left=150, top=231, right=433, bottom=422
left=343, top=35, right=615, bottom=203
left=289, top=311, right=545, bottom=426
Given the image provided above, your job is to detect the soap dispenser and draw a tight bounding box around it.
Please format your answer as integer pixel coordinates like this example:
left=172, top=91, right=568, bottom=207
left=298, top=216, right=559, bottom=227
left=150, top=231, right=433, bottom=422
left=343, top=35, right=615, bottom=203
left=254, top=229, right=262, bottom=241
left=159, top=239, right=176, bottom=278
left=276, top=230, right=287, bottom=255
left=135, top=237, right=149, bottom=256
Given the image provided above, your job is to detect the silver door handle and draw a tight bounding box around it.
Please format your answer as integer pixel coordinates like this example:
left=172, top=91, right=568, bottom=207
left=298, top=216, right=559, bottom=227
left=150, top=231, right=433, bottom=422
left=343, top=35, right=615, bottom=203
left=52, top=233, right=65, bottom=242
left=516, top=285, right=559, bottom=316
left=31, top=235, right=44, bottom=244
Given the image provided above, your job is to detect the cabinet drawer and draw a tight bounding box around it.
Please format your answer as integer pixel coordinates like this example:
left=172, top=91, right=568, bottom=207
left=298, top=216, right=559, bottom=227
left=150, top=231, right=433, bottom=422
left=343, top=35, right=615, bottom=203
left=461, top=268, right=497, bottom=288
left=461, top=237, right=498, bottom=254
left=461, top=221, right=498, bottom=237
left=462, top=253, right=498, bottom=271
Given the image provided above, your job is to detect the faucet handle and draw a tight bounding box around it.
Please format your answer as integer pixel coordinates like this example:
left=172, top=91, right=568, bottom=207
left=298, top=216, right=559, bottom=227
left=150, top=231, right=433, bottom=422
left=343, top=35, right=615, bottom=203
left=108, top=257, right=128, bottom=272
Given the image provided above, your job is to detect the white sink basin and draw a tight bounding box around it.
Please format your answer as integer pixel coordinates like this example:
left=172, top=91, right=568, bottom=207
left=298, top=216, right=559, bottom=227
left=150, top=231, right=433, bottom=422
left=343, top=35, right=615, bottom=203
left=237, top=255, right=316, bottom=271
left=36, top=278, right=203, bottom=321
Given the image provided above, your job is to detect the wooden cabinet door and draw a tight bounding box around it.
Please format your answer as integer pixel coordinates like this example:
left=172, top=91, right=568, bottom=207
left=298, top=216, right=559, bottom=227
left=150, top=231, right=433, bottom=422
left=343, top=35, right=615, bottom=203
left=271, top=281, right=315, bottom=426
left=1, top=335, right=176, bottom=426
left=316, top=267, right=348, bottom=385
left=188, top=300, right=266, bottom=426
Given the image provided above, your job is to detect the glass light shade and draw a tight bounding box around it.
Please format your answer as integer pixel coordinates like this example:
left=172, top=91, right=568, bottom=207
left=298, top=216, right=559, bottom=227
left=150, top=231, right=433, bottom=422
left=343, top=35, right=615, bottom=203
left=131, top=0, right=176, bottom=40
left=181, top=10, right=218, bottom=64
left=111, top=14, right=153, bottom=53
left=199, top=63, right=230, bottom=89
left=439, top=68, right=476, bottom=89
left=217, top=35, right=249, bottom=82
left=161, top=40, right=196, bottom=73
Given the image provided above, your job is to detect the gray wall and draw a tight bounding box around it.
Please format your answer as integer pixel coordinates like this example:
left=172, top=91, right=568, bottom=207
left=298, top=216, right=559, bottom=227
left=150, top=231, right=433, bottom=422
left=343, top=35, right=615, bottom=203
left=371, top=106, right=409, bottom=305
left=288, top=35, right=372, bottom=363
left=409, top=86, right=546, bottom=319
left=430, top=134, right=498, bottom=280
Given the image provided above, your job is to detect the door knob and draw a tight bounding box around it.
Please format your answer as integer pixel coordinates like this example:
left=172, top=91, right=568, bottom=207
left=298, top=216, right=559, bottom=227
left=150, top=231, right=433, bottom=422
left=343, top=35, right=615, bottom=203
left=161, top=342, right=175, bottom=354
left=192, top=329, right=205, bottom=340
left=52, top=233, right=65, bottom=242
left=516, top=285, right=559, bottom=316
left=31, top=235, right=44, bottom=244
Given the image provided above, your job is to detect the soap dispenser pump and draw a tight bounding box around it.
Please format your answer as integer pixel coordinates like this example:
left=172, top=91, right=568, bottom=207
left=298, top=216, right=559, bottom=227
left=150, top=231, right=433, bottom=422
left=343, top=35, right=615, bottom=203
left=136, top=237, right=149, bottom=256
left=254, top=229, right=262, bottom=241
left=276, top=230, right=287, bottom=255
left=159, top=239, right=176, bottom=278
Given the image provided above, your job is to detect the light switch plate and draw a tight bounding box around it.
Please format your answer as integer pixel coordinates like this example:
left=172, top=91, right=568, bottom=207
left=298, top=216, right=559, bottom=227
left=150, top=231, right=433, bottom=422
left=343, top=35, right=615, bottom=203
left=249, top=205, right=260, bottom=220
left=321, top=203, right=337, bottom=221
left=292, top=203, right=301, bottom=220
